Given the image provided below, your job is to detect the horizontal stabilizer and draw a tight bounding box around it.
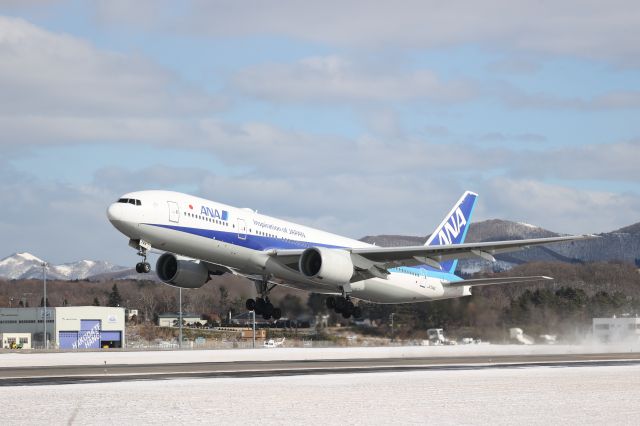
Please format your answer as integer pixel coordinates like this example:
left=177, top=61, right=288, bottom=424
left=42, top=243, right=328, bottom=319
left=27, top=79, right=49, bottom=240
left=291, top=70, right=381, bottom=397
left=446, top=276, right=553, bottom=287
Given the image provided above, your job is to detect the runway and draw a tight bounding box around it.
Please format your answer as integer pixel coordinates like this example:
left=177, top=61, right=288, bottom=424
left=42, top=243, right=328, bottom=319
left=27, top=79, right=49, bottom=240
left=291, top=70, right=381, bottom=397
left=2, top=361, right=640, bottom=425
left=2, top=351, right=640, bottom=387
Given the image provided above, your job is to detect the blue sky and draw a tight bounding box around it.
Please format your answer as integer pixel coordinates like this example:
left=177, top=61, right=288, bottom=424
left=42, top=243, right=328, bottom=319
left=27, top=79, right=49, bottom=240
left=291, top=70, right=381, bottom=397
left=1, top=1, right=639, bottom=265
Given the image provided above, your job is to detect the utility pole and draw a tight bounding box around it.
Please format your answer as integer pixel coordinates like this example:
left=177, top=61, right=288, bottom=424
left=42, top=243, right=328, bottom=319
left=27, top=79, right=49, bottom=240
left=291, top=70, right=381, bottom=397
left=42, top=262, right=48, bottom=350
left=252, top=309, right=256, bottom=349
left=390, top=313, right=395, bottom=342
left=179, top=287, right=183, bottom=349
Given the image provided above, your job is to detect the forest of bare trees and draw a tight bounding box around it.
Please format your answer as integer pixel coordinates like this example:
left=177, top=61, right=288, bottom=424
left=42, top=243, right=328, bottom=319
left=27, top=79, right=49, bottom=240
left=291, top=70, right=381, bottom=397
left=1, top=261, right=638, bottom=340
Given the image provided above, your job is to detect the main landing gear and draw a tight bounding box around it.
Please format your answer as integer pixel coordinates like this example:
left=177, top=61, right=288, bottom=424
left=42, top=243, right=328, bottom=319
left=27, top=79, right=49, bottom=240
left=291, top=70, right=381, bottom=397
left=245, top=279, right=282, bottom=321
left=326, top=295, right=362, bottom=319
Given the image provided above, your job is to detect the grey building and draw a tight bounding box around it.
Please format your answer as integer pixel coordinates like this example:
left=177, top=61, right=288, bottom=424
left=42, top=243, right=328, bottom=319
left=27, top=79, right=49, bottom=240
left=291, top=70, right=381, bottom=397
left=593, top=316, right=640, bottom=342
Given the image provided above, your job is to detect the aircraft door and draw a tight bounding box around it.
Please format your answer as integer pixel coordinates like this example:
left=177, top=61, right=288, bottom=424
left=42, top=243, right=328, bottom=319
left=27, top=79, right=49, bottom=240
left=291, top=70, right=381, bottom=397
left=168, top=201, right=180, bottom=223
left=237, top=218, right=247, bottom=240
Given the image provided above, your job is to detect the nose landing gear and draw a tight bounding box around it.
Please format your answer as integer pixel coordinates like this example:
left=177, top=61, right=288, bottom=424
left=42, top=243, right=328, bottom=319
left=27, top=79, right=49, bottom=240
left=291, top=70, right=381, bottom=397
left=131, top=239, right=151, bottom=274
left=135, top=261, right=151, bottom=274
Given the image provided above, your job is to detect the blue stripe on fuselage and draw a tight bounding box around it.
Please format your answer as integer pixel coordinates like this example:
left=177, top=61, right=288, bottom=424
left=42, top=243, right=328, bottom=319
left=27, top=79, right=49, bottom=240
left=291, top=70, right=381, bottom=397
left=145, top=223, right=342, bottom=251
left=146, top=223, right=462, bottom=282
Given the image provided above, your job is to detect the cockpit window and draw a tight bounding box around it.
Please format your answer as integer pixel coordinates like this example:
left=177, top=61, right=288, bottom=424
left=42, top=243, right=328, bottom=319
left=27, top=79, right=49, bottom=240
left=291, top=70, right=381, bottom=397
left=117, top=198, right=142, bottom=206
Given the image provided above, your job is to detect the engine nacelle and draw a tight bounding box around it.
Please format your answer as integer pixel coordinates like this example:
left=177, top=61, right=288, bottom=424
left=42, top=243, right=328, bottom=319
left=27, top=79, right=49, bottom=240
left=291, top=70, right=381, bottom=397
left=299, top=247, right=354, bottom=286
left=156, top=253, right=209, bottom=289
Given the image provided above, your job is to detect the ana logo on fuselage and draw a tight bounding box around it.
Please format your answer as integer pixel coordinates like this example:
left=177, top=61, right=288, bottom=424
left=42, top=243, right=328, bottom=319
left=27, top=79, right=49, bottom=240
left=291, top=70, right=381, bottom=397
left=201, top=206, right=229, bottom=221
left=437, top=207, right=467, bottom=245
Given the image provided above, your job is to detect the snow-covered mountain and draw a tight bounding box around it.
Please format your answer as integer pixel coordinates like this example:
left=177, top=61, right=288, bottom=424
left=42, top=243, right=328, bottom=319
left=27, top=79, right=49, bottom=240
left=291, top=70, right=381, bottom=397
left=0, top=253, right=128, bottom=280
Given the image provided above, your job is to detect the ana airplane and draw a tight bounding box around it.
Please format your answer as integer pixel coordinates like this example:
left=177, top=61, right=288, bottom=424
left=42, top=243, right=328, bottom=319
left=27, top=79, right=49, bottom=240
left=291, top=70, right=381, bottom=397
left=107, top=190, right=590, bottom=320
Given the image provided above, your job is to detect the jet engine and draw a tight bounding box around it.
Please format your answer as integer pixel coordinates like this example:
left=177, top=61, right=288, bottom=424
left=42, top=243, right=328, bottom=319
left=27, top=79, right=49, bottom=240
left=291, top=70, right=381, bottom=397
left=156, top=252, right=209, bottom=288
left=299, top=247, right=354, bottom=286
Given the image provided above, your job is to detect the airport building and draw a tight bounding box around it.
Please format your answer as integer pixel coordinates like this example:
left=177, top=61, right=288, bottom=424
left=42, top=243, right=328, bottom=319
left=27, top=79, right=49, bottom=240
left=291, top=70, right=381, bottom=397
left=157, top=312, right=206, bottom=327
left=593, top=316, right=640, bottom=342
left=0, top=306, right=125, bottom=349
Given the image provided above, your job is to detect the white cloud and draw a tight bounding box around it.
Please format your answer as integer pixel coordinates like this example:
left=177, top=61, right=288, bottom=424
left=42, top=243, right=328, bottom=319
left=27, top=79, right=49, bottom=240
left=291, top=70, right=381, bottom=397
left=0, top=171, right=124, bottom=264
left=232, top=56, right=475, bottom=103
left=483, top=178, right=640, bottom=234
left=96, top=0, right=640, bottom=66
left=512, top=140, right=640, bottom=182
left=497, top=85, right=640, bottom=110
left=0, top=16, right=220, bottom=117
left=478, top=132, right=547, bottom=144
left=0, top=16, right=223, bottom=151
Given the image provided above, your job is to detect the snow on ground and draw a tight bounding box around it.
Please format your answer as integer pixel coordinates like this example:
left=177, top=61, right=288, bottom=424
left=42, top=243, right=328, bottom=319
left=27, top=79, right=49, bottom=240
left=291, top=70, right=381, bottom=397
left=2, top=343, right=640, bottom=368
left=2, top=365, right=639, bottom=425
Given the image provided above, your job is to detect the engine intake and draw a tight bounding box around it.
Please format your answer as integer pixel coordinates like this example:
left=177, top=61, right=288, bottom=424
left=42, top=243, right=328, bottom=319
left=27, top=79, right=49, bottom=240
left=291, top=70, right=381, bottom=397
left=299, top=247, right=354, bottom=286
left=156, top=253, right=209, bottom=288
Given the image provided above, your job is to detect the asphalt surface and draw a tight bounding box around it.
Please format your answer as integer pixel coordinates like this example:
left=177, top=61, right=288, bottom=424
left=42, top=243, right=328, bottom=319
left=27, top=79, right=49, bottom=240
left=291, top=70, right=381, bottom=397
left=2, top=352, right=640, bottom=386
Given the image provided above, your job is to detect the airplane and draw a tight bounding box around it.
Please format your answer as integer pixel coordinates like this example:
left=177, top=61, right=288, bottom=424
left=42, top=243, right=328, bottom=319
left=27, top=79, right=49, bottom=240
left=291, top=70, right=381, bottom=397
left=107, top=190, right=591, bottom=320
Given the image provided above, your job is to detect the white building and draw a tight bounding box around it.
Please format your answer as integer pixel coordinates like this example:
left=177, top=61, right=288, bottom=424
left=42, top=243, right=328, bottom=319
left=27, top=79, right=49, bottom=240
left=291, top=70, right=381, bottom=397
left=125, top=308, right=139, bottom=321
left=157, top=313, right=206, bottom=327
left=0, top=306, right=125, bottom=349
left=1, top=332, right=31, bottom=349
left=593, top=316, right=640, bottom=342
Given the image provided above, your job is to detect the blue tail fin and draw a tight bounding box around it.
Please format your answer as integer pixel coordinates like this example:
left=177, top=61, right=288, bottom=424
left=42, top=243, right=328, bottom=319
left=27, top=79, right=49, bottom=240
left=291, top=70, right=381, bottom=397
left=423, top=191, right=478, bottom=274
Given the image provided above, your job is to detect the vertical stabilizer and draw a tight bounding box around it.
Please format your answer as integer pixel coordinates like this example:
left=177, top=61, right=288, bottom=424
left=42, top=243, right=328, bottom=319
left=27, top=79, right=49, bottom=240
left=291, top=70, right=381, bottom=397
left=424, top=191, right=478, bottom=273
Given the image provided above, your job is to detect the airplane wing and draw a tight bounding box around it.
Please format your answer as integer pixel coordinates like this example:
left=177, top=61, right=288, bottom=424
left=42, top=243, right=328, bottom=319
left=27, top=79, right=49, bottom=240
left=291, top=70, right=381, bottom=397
left=270, top=234, right=595, bottom=277
left=445, top=275, right=553, bottom=287
left=349, top=234, right=594, bottom=267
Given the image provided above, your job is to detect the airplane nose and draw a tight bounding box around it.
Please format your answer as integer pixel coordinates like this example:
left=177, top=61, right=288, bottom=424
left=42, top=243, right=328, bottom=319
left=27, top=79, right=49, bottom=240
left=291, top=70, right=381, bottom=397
left=107, top=203, right=122, bottom=222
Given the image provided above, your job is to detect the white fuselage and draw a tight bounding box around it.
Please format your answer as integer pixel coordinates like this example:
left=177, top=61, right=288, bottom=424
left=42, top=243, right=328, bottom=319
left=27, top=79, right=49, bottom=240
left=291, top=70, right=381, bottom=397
left=107, top=190, right=469, bottom=303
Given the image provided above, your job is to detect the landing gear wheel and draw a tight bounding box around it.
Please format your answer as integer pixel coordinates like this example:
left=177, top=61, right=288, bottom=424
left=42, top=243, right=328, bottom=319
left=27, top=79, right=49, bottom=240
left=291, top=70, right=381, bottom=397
left=253, top=278, right=286, bottom=320
left=246, top=298, right=256, bottom=311
left=263, top=301, right=274, bottom=317
left=133, top=242, right=151, bottom=274
left=272, top=308, right=282, bottom=320
left=255, top=298, right=266, bottom=315
left=341, top=310, right=352, bottom=319
left=326, top=296, right=336, bottom=310
left=345, top=300, right=355, bottom=314
left=334, top=297, right=347, bottom=313
left=352, top=306, right=363, bottom=319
